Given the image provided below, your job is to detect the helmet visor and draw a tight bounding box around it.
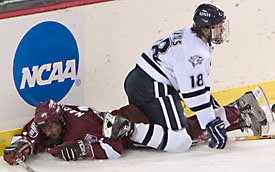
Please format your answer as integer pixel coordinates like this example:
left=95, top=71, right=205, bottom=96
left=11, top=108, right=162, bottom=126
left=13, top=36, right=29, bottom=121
left=211, top=18, right=230, bottom=44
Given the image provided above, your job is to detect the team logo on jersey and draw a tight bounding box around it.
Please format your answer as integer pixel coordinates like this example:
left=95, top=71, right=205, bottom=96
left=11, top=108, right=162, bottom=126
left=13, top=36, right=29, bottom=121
left=13, top=21, right=79, bottom=106
left=84, top=134, right=98, bottom=144
left=28, top=122, right=39, bottom=138
left=189, top=55, right=203, bottom=67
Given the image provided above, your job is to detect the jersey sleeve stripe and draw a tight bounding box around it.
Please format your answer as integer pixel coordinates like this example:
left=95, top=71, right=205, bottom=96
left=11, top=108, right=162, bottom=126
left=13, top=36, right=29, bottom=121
left=189, top=102, right=211, bottom=112
left=99, top=141, right=121, bottom=159
left=181, top=87, right=208, bottom=98
left=141, top=53, right=168, bottom=79
left=210, top=95, right=220, bottom=108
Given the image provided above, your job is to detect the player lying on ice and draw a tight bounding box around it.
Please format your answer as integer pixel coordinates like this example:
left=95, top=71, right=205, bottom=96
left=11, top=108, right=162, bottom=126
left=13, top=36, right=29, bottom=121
left=3, top=91, right=267, bottom=165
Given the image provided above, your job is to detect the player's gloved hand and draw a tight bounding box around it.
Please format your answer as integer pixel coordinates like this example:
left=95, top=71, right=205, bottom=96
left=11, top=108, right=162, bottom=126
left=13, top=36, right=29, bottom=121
left=49, top=140, right=94, bottom=161
left=206, top=117, right=227, bottom=149
left=3, top=137, right=33, bottom=165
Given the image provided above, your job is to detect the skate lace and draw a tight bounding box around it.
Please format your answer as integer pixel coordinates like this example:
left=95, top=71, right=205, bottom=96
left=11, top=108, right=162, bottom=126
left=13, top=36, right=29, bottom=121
left=117, top=124, right=130, bottom=137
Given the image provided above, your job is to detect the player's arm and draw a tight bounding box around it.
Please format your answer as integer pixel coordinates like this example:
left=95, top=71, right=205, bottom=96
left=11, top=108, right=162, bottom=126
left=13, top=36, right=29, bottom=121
left=210, top=94, right=220, bottom=109
left=4, top=137, right=34, bottom=165
left=3, top=119, right=47, bottom=165
left=174, top=57, right=227, bottom=149
left=3, top=120, right=36, bottom=165
left=174, top=59, right=216, bottom=129
left=48, top=140, right=94, bottom=161
left=49, top=138, right=123, bottom=161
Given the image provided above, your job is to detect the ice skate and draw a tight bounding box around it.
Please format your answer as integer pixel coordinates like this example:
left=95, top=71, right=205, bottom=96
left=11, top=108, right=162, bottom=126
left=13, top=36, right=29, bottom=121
left=102, top=113, right=135, bottom=140
left=236, top=91, right=267, bottom=136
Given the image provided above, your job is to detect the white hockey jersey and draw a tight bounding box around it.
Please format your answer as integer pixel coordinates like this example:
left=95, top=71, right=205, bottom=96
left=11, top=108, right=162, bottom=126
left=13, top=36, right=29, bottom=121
left=137, top=27, right=216, bottom=129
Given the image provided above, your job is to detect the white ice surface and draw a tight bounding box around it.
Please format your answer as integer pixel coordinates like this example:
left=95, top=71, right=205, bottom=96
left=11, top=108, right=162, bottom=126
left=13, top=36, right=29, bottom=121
left=1, top=125, right=275, bottom=172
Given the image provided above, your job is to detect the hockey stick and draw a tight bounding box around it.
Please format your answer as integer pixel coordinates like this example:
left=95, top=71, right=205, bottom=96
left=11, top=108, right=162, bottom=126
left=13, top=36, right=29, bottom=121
left=235, top=135, right=275, bottom=141
left=15, top=158, right=36, bottom=172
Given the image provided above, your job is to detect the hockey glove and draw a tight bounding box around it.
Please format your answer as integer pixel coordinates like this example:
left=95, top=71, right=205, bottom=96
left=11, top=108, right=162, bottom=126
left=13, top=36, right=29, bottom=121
left=4, top=137, right=34, bottom=165
left=49, top=140, right=94, bottom=161
left=206, top=117, right=227, bottom=149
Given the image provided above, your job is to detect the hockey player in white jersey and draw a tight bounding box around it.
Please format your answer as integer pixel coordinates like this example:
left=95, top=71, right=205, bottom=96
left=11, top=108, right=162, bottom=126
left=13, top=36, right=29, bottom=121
left=123, top=3, right=229, bottom=150
left=119, top=3, right=267, bottom=151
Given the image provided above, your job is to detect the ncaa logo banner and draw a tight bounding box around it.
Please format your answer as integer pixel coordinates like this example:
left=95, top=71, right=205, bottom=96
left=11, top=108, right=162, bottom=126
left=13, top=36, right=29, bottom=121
left=13, top=21, right=79, bottom=107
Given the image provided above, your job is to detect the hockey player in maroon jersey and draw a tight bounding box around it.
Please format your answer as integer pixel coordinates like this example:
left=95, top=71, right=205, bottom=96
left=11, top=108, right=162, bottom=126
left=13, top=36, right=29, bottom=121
left=3, top=89, right=268, bottom=165
left=3, top=99, right=151, bottom=164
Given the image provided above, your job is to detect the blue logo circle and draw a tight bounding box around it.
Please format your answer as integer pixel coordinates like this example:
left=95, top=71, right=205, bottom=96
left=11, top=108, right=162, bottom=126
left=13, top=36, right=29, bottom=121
left=13, top=21, right=79, bottom=106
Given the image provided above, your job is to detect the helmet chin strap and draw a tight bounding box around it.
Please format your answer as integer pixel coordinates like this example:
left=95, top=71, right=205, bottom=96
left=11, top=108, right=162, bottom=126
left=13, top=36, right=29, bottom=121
left=208, top=40, right=212, bottom=46
left=200, top=28, right=212, bottom=46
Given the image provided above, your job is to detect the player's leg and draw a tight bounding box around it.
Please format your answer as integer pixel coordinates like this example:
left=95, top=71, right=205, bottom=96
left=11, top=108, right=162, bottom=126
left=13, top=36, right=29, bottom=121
left=109, top=103, right=192, bottom=152
left=111, top=104, right=150, bottom=124
left=185, top=107, right=237, bottom=145
left=102, top=113, right=192, bottom=153
left=124, top=65, right=187, bottom=130
left=208, top=91, right=267, bottom=136
left=185, top=105, right=249, bottom=145
left=102, top=113, right=135, bottom=140
left=132, top=123, right=192, bottom=153
left=209, top=87, right=268, bottom=135
left=228, top=91, right=267, bottom=135
left=122, top=66, right=192, bottom=151
left=186, top=103, right=265, bottom=145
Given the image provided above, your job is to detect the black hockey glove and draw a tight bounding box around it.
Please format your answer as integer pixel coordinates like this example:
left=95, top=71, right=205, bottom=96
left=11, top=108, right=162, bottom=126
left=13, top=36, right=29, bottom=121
left=206, top=117, right=227, bottom=149
left=49, top=140, right=94, bottom=161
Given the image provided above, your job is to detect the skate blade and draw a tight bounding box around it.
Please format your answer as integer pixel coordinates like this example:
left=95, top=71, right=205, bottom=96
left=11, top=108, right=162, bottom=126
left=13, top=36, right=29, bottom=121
left=253, top=86, right=274, bottom=123
left=252, top=86, right=274, bottom=134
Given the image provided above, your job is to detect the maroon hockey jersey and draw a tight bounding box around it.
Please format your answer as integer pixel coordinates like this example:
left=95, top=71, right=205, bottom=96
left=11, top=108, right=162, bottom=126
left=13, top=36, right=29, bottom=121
left=18, top=104, right=127, bottom=159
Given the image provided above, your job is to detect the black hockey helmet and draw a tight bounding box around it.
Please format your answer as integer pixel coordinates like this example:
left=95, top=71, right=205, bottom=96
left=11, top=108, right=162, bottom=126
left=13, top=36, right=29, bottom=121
left=193, top=4, right=229, bottom=44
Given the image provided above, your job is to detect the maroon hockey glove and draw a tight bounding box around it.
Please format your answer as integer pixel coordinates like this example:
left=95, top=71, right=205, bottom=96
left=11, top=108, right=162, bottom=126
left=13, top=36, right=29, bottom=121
left=49, top=140, right=94, bottom=161
left=4, top=137, right=33, bottom=165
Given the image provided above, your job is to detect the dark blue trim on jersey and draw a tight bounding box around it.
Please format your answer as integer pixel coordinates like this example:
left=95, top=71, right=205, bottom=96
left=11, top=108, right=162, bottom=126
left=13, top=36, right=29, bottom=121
left=157, top=128, right=168, bottom=150
left=141, top=53, right=169, bottom=79
left=141, top=124, right=154, bottom=145
left=210, top=95, right=220, bottom=109
left=182, top=87, right=209, bottom=98
left=190, top=102, right=212, bottom=112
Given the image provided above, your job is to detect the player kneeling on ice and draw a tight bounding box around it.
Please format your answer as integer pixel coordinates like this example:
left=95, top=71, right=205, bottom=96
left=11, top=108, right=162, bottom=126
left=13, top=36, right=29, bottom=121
left=123, top=3, right=231, bottom=152
left=104, top=88, right=270, bottom=149
left=4, top=88, right=269, bottom=165
left=121, top=2, right=271, bottom=152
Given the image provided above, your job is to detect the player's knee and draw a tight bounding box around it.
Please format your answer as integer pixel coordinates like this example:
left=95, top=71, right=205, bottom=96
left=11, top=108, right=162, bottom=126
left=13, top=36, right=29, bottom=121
left=173, top=132, right=192, bottom=153
left=164, top=129, right=192, bottom=153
